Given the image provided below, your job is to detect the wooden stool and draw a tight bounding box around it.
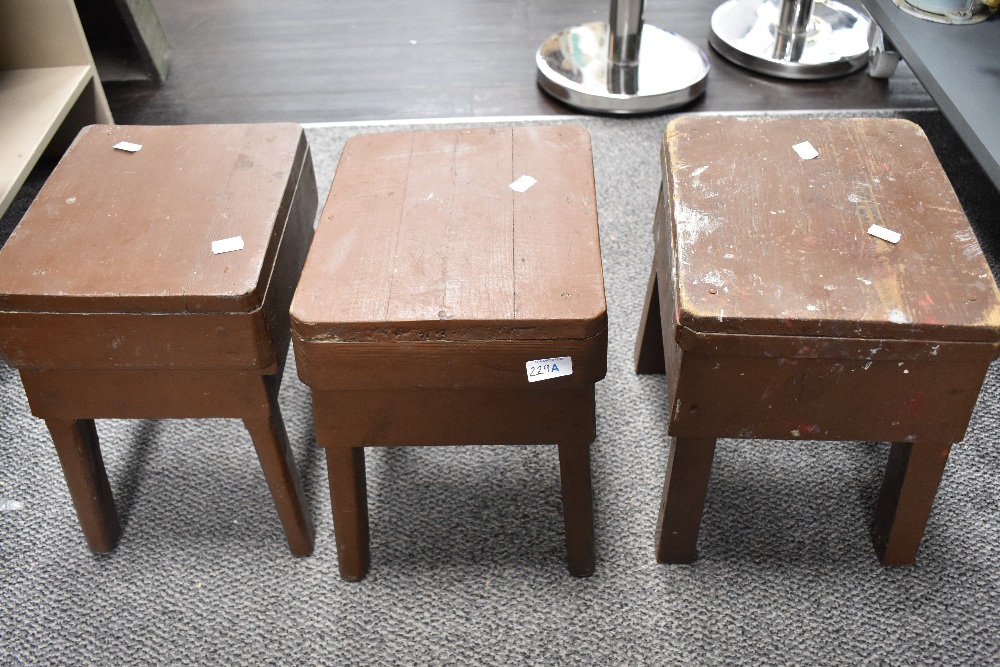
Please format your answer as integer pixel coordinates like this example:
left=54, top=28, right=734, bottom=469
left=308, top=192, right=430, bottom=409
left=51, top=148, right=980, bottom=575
left=290, top=126, right=607, bottom=580
left=0, top=124, right=318, bottom=556
left=635, top=116, right=1000, bottom=566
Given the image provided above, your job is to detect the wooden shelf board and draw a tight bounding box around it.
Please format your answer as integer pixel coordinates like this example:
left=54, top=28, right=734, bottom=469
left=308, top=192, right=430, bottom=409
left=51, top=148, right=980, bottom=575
left=0, top=65, right=93, bottom=214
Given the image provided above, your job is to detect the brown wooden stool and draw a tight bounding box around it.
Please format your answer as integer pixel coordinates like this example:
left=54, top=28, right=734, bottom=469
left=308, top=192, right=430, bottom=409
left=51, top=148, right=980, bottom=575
left=0, top=124, right=318, bottom=557
left=635, top=116, right=1000, bottom=566
left=290, top=126, right=607, bottom=580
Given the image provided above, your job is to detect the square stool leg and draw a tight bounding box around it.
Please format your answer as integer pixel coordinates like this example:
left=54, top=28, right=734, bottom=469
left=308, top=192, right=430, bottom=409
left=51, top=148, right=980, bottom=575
left=635, top=266, right=667, bottom=375
left=314, top=386, right=599, bottom=580
left=655, top=435, right=954, bottom=565
left=635, top=189, right=670, bottom=376
left=45, top=418, right=120, bottom=553
left=326, top=446, right=371, bottom=581
left=30, top=370, right=315, bottom=557
left=872, top=440, right=952, bottom=566
left=243, top=378, right=316, bottom=558
left=655, top=436, right=717, bottom=564
left=558, top=442, right=596, bottom=576
left=325, top=443, right=596, bottom=581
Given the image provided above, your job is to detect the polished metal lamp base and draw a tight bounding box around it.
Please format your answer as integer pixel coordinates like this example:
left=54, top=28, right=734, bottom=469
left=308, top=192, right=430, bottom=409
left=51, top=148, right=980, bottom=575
left=536, top=22, right=710, bottom=114
left=709, top=0, right=870, bottom=80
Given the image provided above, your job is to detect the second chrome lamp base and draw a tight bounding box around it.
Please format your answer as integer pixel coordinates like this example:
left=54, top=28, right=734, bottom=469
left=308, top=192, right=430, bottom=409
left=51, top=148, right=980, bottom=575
left=709, top=0, right=871, bottom=80
left=537, top=22, right=710, bottom=114
left=536, top=0, right=709, bottom=115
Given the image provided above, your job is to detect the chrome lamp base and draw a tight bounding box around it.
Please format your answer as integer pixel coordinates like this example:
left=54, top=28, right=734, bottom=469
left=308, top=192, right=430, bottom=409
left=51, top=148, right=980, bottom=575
left=709, top=0, right=871, bottom=80
left=536, top=22, right=709, bottom=114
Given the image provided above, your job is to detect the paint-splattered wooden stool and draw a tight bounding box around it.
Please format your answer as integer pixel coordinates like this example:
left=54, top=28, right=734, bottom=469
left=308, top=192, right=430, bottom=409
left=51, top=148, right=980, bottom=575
left=0, top=124, right=318, bottom=556
left=290, top=126, right=607, bottom=580
left=635, top=116, right=1000, bottom=566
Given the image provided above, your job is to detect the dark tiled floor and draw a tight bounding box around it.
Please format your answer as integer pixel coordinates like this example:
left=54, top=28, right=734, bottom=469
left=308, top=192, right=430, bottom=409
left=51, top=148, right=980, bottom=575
left=101, top=0, right=933, bottom=124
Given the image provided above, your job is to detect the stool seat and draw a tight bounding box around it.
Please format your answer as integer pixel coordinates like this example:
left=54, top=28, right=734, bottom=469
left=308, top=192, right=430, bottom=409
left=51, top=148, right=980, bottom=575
left=636, top=116, right=1000, bottom=565
left=291, top=126, right=607, bottom=579
left=0, top=123, right=318, bottom=556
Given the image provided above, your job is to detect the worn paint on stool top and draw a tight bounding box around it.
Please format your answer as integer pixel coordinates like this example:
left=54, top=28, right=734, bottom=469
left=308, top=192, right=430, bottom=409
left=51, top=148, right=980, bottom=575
left=663, top=116, right=1000, bottom=345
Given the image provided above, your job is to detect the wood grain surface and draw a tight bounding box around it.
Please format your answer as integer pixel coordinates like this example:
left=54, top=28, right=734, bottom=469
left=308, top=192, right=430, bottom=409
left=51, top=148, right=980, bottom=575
left=290, top=125, right=606, bottom=343
left=663, top=116, right=1000, bottom=344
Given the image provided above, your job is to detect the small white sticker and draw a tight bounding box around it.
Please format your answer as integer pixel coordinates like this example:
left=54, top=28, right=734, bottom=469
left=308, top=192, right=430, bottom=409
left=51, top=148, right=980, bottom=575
left=867, top=224, right=901, bottom=244
left=113, top=141, right=142, bottom=153
left=212, top=236, right=245, bottom=254
left=509, top=175, right=537, bottom=192
left=792, top=141, right=819, bottom=160
left=526, top=356, right=573, bottom=382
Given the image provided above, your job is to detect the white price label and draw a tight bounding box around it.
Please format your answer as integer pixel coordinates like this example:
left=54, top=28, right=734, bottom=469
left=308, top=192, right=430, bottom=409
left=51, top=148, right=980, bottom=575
left=509, top=175, right=537, bottom=192
left=867, top=224, right=900, bottom=244
left=526, top=356, right=573, bottom=382
left=113, top=141, right=142, bottom=153
left=212, top=236, right=244, bottom=254
left=792, top=141, right=819, bottom=160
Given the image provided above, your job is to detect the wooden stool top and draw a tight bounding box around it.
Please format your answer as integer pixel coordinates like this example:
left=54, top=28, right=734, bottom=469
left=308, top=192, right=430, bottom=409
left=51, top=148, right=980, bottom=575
left=663, top=116, right=1000, bottom=351
left=0, top=124, right=317, bottom=371
left=291, top=126, right=606, bottom=344
left=0, top=123, right=309, bottom=315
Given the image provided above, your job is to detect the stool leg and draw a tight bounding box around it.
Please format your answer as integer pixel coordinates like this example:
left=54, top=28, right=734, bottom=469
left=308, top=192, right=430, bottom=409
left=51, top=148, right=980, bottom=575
left=45, top=418, right=121, bottom=553
left=243, top=388, right=315, bottom=558
left=871, top=440, right=951, bottom=566
left=326, top=447, right=370, bottom=581
left=558, top=442, right=596, bottom=576
left=635, top=266, right=666, bottom=375
left=655, top=436, right=717, bottom=563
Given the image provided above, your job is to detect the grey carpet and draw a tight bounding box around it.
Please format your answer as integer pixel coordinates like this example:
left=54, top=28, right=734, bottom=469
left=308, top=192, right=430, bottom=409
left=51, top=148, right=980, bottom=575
left=2, top=111, right=999, bottom=665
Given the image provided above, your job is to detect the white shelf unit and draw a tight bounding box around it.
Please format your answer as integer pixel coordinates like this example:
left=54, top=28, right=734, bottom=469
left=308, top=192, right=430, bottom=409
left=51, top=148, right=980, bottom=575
left=1, top=0, right=114, bottom=217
